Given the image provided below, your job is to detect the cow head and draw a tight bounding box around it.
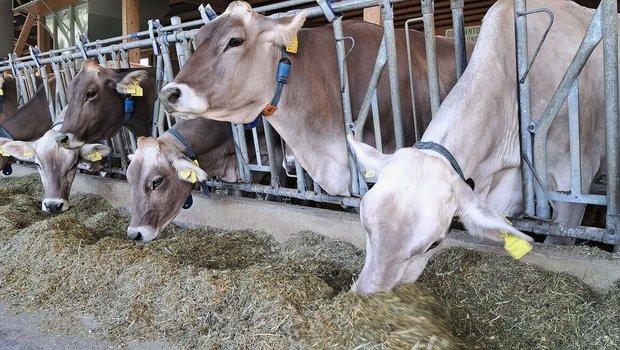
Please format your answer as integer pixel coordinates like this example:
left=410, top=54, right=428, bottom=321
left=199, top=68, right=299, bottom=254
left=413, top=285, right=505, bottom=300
left=347, top=136, right=533, bottom=293
left=159, top=1, right=306, bottom=124
left=126, top=137, right=207, bottom=242
left=3, top=130, right=110, bottom=213
left=56, top=60, right=149, bottom=149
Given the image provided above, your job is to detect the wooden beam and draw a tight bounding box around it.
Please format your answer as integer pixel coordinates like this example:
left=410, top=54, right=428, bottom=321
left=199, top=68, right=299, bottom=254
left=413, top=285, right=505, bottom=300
left=363, top=6, right=382, bottom=26
left=13, top=0, right=80, bottom=16
left=13, top=13, right=35, bottom=57
left=37, top=15, right=52, bottom=52
left=122, top=0, right=140, bottom=63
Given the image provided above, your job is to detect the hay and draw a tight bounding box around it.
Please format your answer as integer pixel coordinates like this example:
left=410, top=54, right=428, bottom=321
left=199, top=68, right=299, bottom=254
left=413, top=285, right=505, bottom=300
left=0, top=174, right=618, bottom=350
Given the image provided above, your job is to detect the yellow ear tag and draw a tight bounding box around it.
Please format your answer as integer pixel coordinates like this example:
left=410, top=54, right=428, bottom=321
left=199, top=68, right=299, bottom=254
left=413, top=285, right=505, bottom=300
left=0, top=88, right=4, bottom=96
left=286, top=34, right=299, bottom=54
left=0, top=146, right=9, bottom=157
left=131, top=81, right=143, bottom=97
left=88, top=151, right=103, bottom=162
left=501, top=233, right=533, bottom=260
left=179, top=169, right=197, bottom=184
left=193, top=159, right=200, bottom=167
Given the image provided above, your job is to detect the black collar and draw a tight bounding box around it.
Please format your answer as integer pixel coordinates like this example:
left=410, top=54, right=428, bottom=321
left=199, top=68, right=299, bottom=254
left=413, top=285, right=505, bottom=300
left=414, top=141, right=475, bottom=190
left=166, top=128, right=197, bottom=161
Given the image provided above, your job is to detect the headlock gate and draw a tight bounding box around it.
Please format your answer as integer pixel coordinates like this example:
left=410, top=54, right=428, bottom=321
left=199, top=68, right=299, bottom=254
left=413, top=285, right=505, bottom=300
left=0, top=0, right=618, bottom=247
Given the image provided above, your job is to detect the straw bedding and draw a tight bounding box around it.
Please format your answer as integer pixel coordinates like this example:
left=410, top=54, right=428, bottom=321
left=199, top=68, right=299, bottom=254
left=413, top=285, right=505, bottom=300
left=0, top=174, right=618, bottom=349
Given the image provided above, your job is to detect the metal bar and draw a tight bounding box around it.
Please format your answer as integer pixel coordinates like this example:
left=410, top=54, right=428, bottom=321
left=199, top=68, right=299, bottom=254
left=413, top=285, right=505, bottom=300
left=405, top=17, right=422, bottom=141
left=170, top=17, right=189, bottom=68
left=568, top=81, right=582, bottom=196
left=382, top=0, right=405, bottom=148
left=602, top=0, right=619, bottom=243
left=371, top=93, right=382, bottom=152
left=204, top=179, right=361, bottom=208
left=261, top=120, right=280, bottom=189
left=333, top=17, right=361, bottom=197
left=232, top=124, right=252, bottom=183
left=39, top=66, right=56, bottom=119
left=251, top=128, right=262, bottom=167
left=517, top=8, right=555, bottom=83
left=256, top=0, right=316, bottom=13
left=547, top=192, right=607, bottom=206
left=450, top=0, right=467, bottom=78
left=50, top=60, right=68, bottom=108
left=353, top=37, right=387, bottom=139
left=532, top=3, right=603, bottom=220
left=513, top=219, right=617, bottom=245
left=421, top=0, right=441, bottom=116
left=153, top=55, right=165, bottom=137
left=294, top=159, right=307, bottom=193
left=271, top=0, right=408, bottom=20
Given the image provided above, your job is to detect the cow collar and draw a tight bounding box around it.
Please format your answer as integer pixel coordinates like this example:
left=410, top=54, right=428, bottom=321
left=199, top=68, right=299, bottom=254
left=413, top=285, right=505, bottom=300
left=123, top=96, right=134, bottom=126
left=164, top=128, right=211, bottom=203
left=243, top=47, right=292, bottom=129
left=414, top=141, right=475, bottom=190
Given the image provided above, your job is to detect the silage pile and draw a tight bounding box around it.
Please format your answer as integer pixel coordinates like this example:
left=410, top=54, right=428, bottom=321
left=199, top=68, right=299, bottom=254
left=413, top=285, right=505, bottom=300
left=0, top=174, right=618, bottom=350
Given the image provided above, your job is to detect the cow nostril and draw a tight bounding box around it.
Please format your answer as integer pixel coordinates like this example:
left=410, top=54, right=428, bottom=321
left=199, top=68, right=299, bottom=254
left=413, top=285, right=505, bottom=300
left=44, top=202, right=63, bottom=214
left=128, top=231, right=142, bottom=241
left=167, top=87, right=181, bottom=104
left=55, top=134, right=69, bottom=145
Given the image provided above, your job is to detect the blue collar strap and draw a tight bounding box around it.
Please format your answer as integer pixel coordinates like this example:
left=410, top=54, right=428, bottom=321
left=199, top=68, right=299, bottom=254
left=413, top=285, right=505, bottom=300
left=124, top=97, right=134, bottom=125
left=414, top=141, right=475, bottom=190
left=166, top=128, right=197, bottom=161
left=0, top=126, right=12, bottom=140
left=51, top=120, right=64, bottom=128
left=244, top=47, right=291, bottom=129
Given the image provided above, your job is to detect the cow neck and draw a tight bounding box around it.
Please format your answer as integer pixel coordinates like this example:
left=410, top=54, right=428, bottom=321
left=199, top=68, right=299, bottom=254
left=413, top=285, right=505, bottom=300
left=243, top=47, right=291, bottom=129
left=420, top=20, right=519, bottom=188
left=414, top=141, right=475, bottom=190
left=0, top=93, right=52, bottom=141
left=165, top=128, right=198, bottom=162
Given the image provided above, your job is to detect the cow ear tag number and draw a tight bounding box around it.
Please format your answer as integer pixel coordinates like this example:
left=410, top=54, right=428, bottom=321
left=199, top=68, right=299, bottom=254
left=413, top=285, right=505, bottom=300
left=179, top=169, right=198, bottom=184
left=126, top=81, right=143, bottom=97
left=0, top=88, right=4, bottom=96
left=286, top=34, right=299, bottom=54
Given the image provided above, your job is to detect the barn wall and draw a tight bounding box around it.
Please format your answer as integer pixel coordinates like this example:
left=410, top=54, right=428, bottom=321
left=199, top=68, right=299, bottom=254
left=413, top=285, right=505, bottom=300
left=0, top=0, right=12, bottom=58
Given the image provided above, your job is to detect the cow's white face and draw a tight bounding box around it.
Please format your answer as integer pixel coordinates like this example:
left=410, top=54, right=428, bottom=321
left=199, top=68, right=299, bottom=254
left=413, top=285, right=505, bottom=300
left=347, top=136, right=533, bottom=293
left=126, top=137, right=207, bottom=242
left=3, top=130, right=110, bottom=213
left=159, top=1, right=307, bottom=124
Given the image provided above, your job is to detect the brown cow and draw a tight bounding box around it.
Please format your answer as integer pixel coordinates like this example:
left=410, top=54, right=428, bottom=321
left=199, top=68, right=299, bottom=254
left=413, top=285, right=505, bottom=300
left=0, top=77, right=56, bottom=172
left=0, top=74, right=18, bottom=123
left=159, top=1, right=472, bottom=196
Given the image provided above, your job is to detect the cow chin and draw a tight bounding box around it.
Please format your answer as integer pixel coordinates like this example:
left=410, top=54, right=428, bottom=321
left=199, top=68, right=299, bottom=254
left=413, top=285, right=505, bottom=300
left=127, top=225, right=160, bottom=242
left=352, top=252, right=434, bottom=294
left=41, top=198, right=70, bottom=214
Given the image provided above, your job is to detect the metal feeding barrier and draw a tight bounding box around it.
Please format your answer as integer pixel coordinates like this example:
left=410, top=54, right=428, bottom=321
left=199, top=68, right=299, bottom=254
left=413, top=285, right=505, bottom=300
left=0, top=0, right=618, bottom=247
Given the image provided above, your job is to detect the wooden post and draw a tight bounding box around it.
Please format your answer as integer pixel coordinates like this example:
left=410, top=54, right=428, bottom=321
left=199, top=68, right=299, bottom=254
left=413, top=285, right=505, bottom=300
left=37, top=15, right=52, bottom=52
left=363, top=6, right=382, bottom=26
left=122, top=0, right=140, bottom=63
left=14, top=13, right=36, bottom=56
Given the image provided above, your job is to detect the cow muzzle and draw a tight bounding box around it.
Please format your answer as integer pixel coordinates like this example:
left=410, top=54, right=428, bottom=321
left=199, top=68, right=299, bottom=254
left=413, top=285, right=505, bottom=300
left=55, top=133, right=84, bottom=150
left=159, top=86, right=181, bottom=112
left=42, top=198, right=69, bottom=214
left=126, top=225, right=159, bottom=242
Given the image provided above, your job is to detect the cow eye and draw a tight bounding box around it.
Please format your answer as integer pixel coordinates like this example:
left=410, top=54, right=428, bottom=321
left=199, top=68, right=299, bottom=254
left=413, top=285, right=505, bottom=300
left=226, top=37, right=244, bottom=50
left=425, top=240, right=442, bottom=253
left=85, top=90, right=96, bottom=100
left=152, top=176, right=164, bottom=190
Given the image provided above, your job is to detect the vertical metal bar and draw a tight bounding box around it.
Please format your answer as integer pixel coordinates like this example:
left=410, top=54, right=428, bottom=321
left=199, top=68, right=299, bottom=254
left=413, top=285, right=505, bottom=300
left=353, top=37, right=387, bottom=138
left=232, top=124, right=252, bottom=183
left=421, top=0, right=441, bottom=116
left=514, top=0, right=535, bottom=217
left=371, top=93, right=383, bottom=152
left=405, top=18, right=422, bottom=141
left=261, top=119, right=280, bottom=189
left=381, top=0, right=405, bottom=148
left=294, top=159, right=307, bottom=193
left=39, top=66, right=56, bottom=119
left=450, top=0, right=467, bottom=78
left=27, top=67, right=38, bottom=100
left=50, top=60, right=68, bottom=108
left=602, top=0, right=619, bottom=243
left=251, top=128, right=262, bottom=167
left=568, top=81, right=582, bottom=196
left=153, top=55, right=164, bottom=137
left=170, top=16, right=189, bottom=68
left=532, top=3, right=603, bottom=220
left=333, top=16, right=361, bottom=196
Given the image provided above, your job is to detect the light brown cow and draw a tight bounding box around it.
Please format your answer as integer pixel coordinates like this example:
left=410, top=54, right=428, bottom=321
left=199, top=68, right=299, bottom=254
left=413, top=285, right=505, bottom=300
left=159, top=1, right=472, bottom=196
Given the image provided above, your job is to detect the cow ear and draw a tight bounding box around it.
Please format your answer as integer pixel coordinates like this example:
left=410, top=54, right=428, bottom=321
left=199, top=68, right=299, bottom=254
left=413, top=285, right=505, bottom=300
left=263, top=11, right=307, bottom=46
left=79, top=143, right=111, bottom=163
left=115, top=70, right=148, bottom=94
left=2, top=141, right=36, bottom=162
left=346, top=134, right=390, bottom=179
left=81, top=59, right=100, bottom=72
left=127, top=153, right=135, bottom=162
left=172, top=157, right=208, bottom=184
left=455, top=180, right=534, bottom=243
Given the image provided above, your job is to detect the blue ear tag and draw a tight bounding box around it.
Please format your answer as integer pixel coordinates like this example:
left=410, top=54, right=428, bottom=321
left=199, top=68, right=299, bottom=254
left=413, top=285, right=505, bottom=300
left=124, top=98, right=134, bottom=113
left=183, top=193, right=193, bottom=209
left=0, top=95, right=4, bottom=104
left=2, top=164, right=12, bottom=176
left=277, top=58, right=291, bottom=84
